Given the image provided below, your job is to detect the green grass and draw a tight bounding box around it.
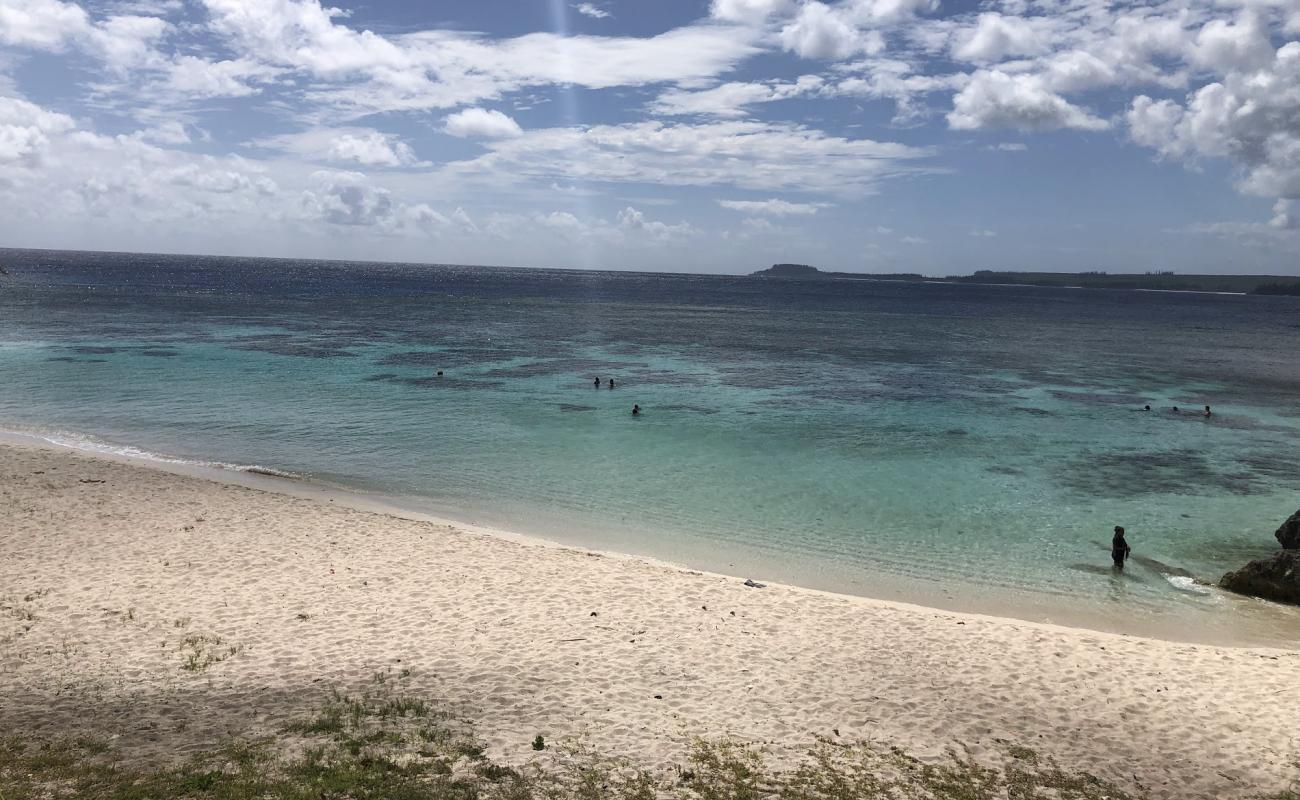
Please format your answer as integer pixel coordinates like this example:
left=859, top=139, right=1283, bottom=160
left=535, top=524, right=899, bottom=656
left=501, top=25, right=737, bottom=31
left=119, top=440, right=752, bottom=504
left=0, top=688, right=1294, bottom=800
left=178, top=633, right=241, bottom=673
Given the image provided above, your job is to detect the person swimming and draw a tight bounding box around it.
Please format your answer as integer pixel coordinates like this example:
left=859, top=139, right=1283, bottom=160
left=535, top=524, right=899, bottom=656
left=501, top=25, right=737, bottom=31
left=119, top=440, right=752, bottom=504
left=1111, top=526, right=1131, bottom=569
left=1172, top=406, right=1180, bottom=413
left=1204, top=405, right=1212, bottom=417
left=608, top=377, right=615, bottom=389
left=593, top=376, right=600, bottom=387
left=632, top=404, right=640, bottom=416
left=1143, top=404, right=1151, bottom=411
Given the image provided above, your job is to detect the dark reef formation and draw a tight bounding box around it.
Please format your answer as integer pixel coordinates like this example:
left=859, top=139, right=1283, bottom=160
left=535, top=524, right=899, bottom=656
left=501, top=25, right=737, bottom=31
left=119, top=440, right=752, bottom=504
left=1219, top=508, right=1300, bottom=605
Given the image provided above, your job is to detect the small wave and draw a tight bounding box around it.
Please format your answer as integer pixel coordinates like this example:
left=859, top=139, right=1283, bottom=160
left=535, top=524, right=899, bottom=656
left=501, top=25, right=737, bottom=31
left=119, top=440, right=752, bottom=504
left=5, top=427, right=302, bottom=480
left=1165, top=575, right=1213, bottom=596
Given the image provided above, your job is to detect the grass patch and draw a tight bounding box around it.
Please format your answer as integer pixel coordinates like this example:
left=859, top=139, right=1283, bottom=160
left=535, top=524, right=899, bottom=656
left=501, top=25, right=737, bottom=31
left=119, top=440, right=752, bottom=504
left=1, top=688, right=1294, bottom=800
left=178, top=633, right=241, bottom=673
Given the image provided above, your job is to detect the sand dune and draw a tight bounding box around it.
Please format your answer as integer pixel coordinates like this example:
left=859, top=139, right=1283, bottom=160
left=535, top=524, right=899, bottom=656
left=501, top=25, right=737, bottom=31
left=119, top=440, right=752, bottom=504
left=1, top=441, right=1296, bottom=797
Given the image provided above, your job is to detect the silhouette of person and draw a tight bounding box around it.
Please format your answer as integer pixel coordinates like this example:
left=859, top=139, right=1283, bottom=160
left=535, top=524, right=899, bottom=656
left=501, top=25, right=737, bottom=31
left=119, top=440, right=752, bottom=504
left=594, top=376, right=601, bottom=387
left=1111, top=526, right=1131, bottom=570
left=632, top=404, right=640, bottom=416
left=1143, top=404, right=1151, bottom=411
left=1204, top=405, right=1212, bottom=417
left=608, top=378, right=616, bottom=389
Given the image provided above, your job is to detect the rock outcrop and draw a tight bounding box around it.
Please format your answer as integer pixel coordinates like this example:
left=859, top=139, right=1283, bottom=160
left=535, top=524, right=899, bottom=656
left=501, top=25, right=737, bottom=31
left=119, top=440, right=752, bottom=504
left=1275, top=508, right=1300, bottom=549
left=1220, top=551, right=1300, bottom=606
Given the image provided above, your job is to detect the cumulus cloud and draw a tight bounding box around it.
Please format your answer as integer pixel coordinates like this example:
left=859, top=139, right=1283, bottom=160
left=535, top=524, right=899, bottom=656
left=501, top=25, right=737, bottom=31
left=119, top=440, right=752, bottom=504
left=0, top=0, right=89, bottom=50
left=947, top=70, right=1108, bottom=131
left=255, top=128, right=424, bottom=167
left=0, top=97, right=287, bottom=233
left=617, top=206, right=697, bottom=240
left=718, top=198, right=826, bottom=215
left=328, top=131, right=419, bottom=166
left=1126, top=39, right=1300, bottom=201
left=1271, top=199, right=1297, bottom=230
left=710, top=0, right=794, bottom=25
left=0, top=96, right=76, bottom=166
left=301, top=170, right=396, bottom=226
left=951, top=12, right=1048, bottom=64
left=443, top=108, right=524, bottom=139
left=780, top=2, right=876, bottom=61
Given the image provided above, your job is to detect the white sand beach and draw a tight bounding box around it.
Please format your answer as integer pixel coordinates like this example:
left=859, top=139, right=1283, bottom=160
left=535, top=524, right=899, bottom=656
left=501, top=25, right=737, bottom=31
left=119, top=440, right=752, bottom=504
left=1, top=440, right=1297, bottom=798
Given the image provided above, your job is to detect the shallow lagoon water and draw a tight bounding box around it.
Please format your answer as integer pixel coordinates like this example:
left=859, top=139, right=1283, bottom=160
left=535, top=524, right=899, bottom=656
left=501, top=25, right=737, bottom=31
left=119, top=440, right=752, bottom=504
left=2, top=249, right=1299, bottom=644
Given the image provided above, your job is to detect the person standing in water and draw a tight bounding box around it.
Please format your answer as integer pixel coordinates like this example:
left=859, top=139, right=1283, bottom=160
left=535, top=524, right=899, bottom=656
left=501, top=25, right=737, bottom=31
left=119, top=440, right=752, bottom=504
left=1112, top=526, right=1131, bottom=569
left=632, top=404, right=640, bottom=416
left=593, top=376, right=601, bottom=388
left=1204, top=405, right=1212, bottom=417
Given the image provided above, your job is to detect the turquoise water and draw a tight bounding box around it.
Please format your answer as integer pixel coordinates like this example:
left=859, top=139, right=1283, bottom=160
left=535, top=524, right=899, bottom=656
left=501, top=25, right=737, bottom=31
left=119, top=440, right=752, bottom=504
left=2, top=249, right=1299, bottom=644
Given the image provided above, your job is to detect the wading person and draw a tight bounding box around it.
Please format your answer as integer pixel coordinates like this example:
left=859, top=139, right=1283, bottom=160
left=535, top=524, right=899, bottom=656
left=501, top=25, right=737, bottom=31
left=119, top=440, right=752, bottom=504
left=1112, top=526, right=1131, bottom=570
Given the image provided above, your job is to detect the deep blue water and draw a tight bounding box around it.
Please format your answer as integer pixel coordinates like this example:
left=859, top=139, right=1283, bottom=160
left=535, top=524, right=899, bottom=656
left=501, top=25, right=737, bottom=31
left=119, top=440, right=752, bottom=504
left=3, top=248, right=1299, bottom=643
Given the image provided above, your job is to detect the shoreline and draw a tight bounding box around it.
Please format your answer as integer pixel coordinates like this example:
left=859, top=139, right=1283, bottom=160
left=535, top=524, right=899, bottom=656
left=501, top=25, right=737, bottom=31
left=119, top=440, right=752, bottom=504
left=3, top=438, right=1299, bottom=798
left=4, top=427, right=1297, bottom=648
left=3, top=427, right=1296, bottom=649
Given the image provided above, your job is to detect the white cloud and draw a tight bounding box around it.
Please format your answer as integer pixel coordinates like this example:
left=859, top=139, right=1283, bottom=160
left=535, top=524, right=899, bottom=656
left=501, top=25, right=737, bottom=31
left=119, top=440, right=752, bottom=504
left=718, top=198, right=827, bottom=215
left=947, top=70, right=1108, bottom=131
left=900, top=234, right=927, bottom=244
left=1191, top=12, right=1273, bottom=74
left=0, top=99, right=287, bottom=233
left=301, top=170, right=395, bottom=226
left=780, top=2, right=875, bottom=61
left=1271, top=199, right=1296, bottom=230
left=991, top=142, right=1027, bottom=151
left=254, top=128, right=424, bottom=167
left=197, top=0, right=761, bottom=116
left=650, top=76, right=824, bottom=117
left=617, top=206, right=697, bottom=240
left=450, top=120, right=931, bottom=195
left=572, top=3, right=609, bottom=20
left=951, top=12, right=1048, bottom=64
left=969, top=229, right=996, bottom=237
left=1126, top=40, right=1300, bottom=201
left=0, top=95, right=76, bottom=166
left=444, top=108, right=523, bottom=139
left=0, top=0, right=89, bottom=50
left=160, top=56, right=277, bottom=99
left=328, top=131, right=419, bottom=166
left=710, top=0, right=794, bottom=24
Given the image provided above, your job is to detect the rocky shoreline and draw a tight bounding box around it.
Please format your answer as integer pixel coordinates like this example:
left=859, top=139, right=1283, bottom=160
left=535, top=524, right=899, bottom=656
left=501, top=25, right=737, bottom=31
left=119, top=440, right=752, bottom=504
left=1220, top=509, right=1300, bottom=605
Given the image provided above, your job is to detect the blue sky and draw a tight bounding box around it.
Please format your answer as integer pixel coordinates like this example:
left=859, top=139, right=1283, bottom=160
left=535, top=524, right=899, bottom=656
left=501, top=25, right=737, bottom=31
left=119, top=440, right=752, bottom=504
left=1, top=0, right=1298, bottom=274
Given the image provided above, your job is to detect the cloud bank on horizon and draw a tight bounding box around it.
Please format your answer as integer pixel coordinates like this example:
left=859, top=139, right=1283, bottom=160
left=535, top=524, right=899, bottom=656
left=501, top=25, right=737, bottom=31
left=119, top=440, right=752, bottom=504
left=0, top=0, right=1298, bottom=273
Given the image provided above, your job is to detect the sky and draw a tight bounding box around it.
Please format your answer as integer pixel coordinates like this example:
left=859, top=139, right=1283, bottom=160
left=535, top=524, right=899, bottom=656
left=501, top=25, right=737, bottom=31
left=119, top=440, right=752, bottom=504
left=1, top=0, right=1298, bottom=275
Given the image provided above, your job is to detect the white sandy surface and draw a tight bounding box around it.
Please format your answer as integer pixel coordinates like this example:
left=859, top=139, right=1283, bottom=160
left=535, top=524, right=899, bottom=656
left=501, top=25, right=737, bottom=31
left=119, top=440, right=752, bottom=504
left=1, top=441, right=1296, bottom=797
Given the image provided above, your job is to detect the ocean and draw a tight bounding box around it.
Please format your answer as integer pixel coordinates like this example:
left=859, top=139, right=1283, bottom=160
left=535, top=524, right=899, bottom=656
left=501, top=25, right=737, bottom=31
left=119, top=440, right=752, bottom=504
left=2, top=248, right=1298, bottom=644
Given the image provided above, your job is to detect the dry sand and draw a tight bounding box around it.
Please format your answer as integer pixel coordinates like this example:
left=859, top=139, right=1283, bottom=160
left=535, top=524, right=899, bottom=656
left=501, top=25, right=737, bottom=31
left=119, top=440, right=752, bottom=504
left=1, top=440, right=1296, bottom=797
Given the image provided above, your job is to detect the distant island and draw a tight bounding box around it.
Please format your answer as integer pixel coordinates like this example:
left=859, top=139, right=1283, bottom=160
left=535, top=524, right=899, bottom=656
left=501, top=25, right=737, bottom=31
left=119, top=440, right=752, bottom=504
left=748, top=265, right=1300, bottom=295
left=751, top=264, right=925, bottom=281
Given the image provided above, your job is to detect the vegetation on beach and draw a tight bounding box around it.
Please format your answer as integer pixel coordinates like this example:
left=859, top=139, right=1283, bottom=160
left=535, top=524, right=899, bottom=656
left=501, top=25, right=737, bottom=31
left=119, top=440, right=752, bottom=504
left=2, top=678, right=1295, bottom=800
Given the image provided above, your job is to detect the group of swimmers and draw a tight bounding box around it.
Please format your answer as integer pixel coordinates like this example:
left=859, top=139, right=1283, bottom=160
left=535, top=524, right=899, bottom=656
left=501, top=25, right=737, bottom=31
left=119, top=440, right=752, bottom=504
left=1143, top=404, right=1212, bottom=417
left=594, top=376, right=640, bottom=416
